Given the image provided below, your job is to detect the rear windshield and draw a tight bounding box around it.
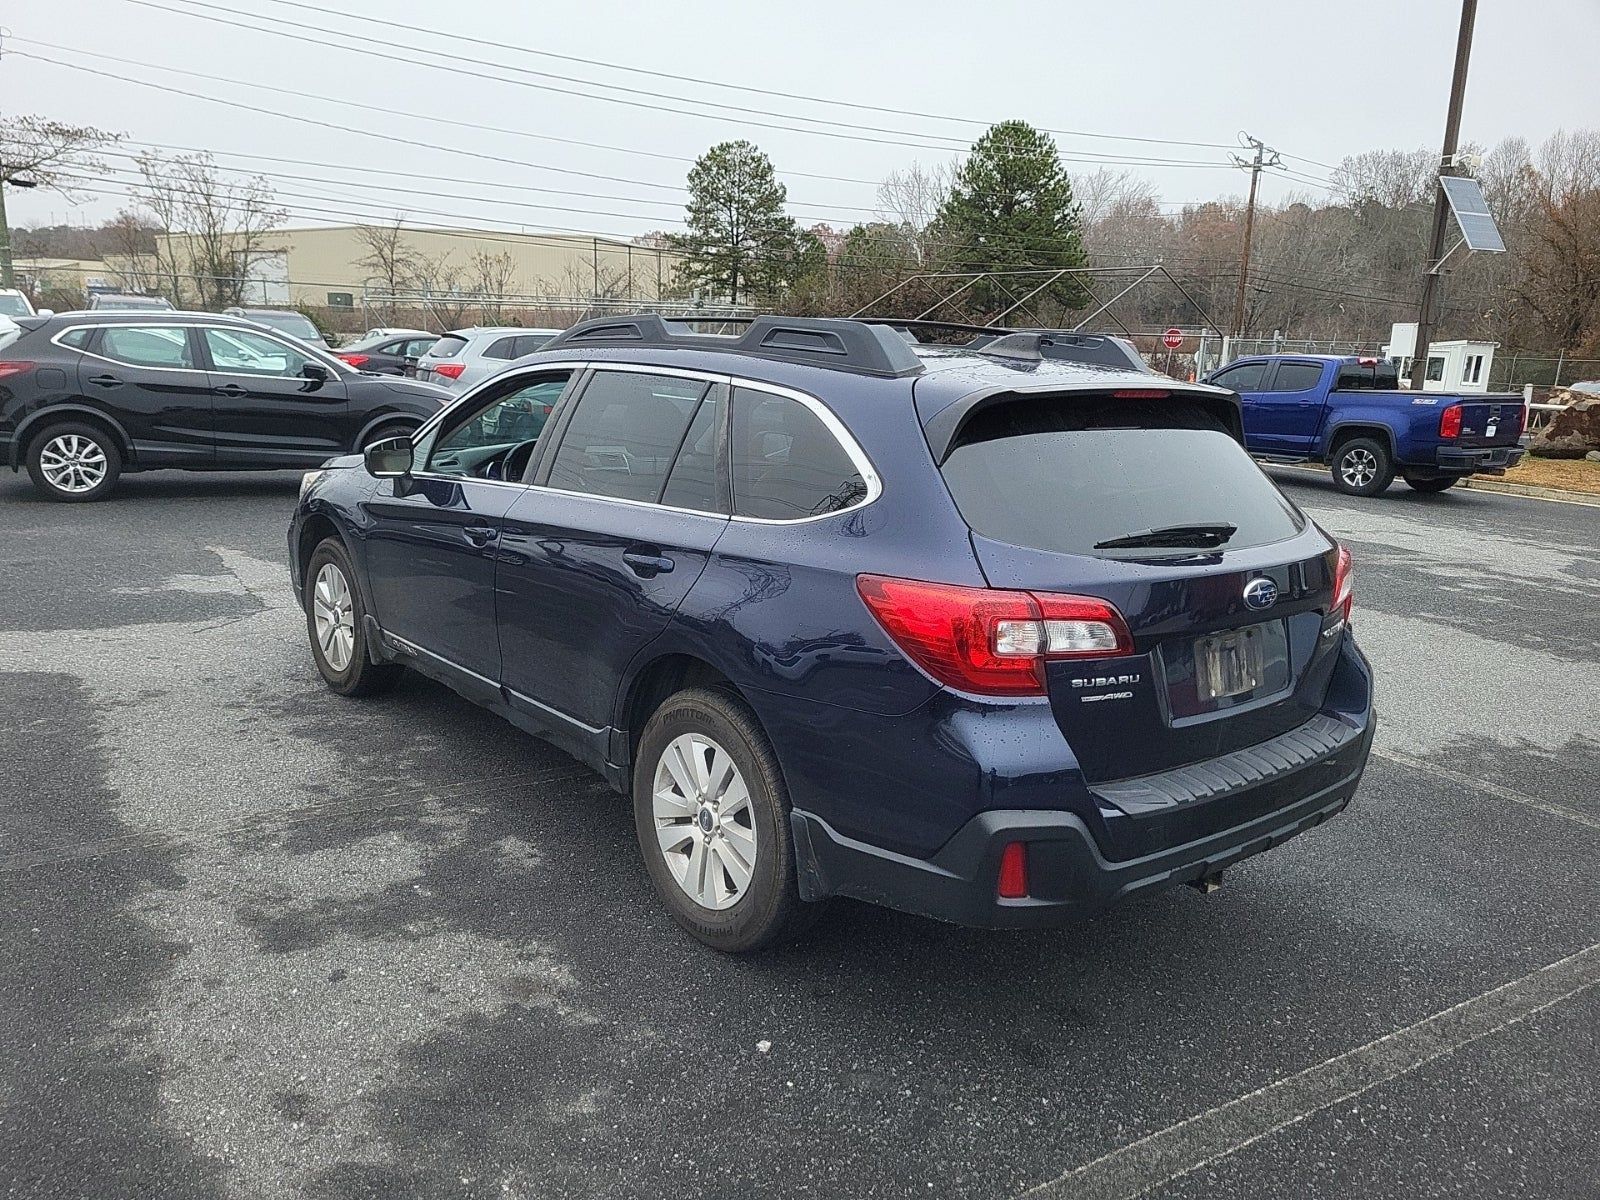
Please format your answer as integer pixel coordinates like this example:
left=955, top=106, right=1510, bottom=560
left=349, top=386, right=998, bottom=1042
left=428, top=335, right=469, bottom=359
left=940, top=395, right=1304, bottom=558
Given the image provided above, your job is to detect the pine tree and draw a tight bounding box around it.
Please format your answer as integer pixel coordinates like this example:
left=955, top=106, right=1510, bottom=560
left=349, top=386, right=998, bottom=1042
left=671, top=141, right=800, bottom=306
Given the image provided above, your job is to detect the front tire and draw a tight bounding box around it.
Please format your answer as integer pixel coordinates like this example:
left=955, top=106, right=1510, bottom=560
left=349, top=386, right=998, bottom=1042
left=26, top=422, right=122, bottom=502
left=1331, top=436, right=1394, bottom=497
left=1403, top=474, right=1460, bottom=493
left=633, top=687, right=821, bottom=953
left=304, top=537, right=401, bottom=697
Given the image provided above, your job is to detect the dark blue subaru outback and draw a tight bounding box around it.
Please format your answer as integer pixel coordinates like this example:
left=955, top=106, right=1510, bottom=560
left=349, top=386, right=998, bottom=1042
left=289, top=316, right=1373, bottom=952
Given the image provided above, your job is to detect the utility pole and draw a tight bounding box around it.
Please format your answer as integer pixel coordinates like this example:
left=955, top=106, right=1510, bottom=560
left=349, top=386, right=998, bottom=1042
left=1229, top=134, right=1280, bottom=339
left=0, top=28, right=12, bottom=288
left=1409, top=0, right=1478, bottom=390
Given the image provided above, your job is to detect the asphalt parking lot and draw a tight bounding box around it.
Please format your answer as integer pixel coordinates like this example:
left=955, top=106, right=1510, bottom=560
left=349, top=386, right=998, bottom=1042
left=1, top=466, right=1596, bottom=1200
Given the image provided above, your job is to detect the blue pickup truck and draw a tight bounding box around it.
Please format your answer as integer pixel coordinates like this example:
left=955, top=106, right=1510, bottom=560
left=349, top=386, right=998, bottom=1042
left=1203, top=354, right=1526, bottom=496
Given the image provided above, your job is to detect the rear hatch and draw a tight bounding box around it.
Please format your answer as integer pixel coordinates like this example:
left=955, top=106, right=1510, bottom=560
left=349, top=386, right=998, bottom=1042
left=416, top=334, right=470, bottom=386
left=932, top=388, right=1346, bottom=786
left=1449, top=395, right=1524, bottom=448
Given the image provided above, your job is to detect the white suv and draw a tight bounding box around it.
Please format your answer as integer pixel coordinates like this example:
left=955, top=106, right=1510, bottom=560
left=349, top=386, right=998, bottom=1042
left=0, top=289, right=38, bottom=319
left=414, top=326, right=560, bottom=390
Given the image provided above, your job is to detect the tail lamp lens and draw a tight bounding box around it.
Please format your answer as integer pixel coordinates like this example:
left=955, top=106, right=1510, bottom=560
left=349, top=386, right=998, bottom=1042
left=1333, top=544, right=1353, bottom=623
left=855, top=575, right=1132, bottom=697
left=0, top=361, right=35, bottom=379
left=1439, top=404, right=1462, bottom=439
left=337, top=353, right=370, bottom=367
left=997, top=841, right=1030, bottom=899
left=432, top=362, right=466, bottom=379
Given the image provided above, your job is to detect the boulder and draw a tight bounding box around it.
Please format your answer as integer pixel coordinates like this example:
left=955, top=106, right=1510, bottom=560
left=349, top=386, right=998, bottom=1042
left=1529, top=392, right=1600, bottom=459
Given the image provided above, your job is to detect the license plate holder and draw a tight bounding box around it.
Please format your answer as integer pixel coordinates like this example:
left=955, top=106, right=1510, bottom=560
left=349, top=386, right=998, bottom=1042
left=1195, top=626, right=1267, bottom=701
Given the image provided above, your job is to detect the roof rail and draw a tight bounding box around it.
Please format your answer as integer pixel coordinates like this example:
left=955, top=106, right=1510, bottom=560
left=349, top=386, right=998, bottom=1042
left=970, top=329, right=1152, bottom=374
left=855, top=317, right=1014, bottom=344
left=541, top=314, right=924, bottom=378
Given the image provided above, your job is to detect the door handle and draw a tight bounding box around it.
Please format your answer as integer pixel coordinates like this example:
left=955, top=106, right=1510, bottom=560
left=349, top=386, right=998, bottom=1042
left=88, top=374, right=123, bottom=388
left=463, top=525, right=498, bottom=547
left=212, top=383, right=248, bottom=397
left=622, top=549, right=674, bottom=577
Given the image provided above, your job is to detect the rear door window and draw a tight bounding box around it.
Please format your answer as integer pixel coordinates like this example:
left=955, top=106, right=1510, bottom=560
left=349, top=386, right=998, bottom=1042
left=939, top=395, right=1303, bottom=558
left=730, top=388, right=867, bottom=520
left=483, top=336, right=520, bottom=360
left=1265, top=362, right=1325, bottom=392
left=97, top=324, right=195, bottom=369
left=1210, top=362, right=1268, bottom=392
left=660, top=386, right=725, bottom=513
left=545, top=371, right=708, bottom=503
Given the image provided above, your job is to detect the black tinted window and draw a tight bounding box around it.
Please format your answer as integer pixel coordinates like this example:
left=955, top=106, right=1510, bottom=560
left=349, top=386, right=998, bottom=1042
left=58, top=328, right=91, bottom=349
left=514, top=334, right=552, bottom=357
left=483, top=336, right=520, bottom=360
left=1266, top=362, right=1324, bottom=392
left=428, top=335, right=468, bottom=358
left=546, top=371, right=707, bottom=503
left=98, top=325, right=194, bottom=369
left=940, top=395, right=1303, bottom=558
left=1212, top=362, right=1267, bottom=392
left=731, top=388, right=867, bottom=520
left=660, top=386, right=724, bottom=513
left=1334, top=361, right=1400, bottom=390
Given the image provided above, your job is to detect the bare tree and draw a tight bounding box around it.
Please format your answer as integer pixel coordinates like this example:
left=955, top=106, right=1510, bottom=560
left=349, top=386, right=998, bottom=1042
left=0, top=114, right=118, bottom=195
left=104, top=210, right=168, bottom=295
left=353, top=218, right=429, bottom=319
left=410, top=253, right=473, bottom=329
left=130, top=151, right=286, bottom=308
left=467, top=249, right=519, bottom=323
left=875, top=159, right=957, bottom=267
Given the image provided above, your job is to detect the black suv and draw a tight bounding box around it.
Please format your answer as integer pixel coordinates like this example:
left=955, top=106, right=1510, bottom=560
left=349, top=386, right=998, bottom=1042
left=0, top=311, right=449, bottom=501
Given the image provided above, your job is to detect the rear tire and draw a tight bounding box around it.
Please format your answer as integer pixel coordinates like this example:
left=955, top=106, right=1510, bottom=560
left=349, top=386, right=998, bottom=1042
left=1330, top=436, right=1394, bottom=497
left=26, top=421, right=122, bottom=502
left=304, top=536, right=402, bottom=697
left=632, top=687, right=823, bottom=953
left=1403, top=474, right=1460, bottom=493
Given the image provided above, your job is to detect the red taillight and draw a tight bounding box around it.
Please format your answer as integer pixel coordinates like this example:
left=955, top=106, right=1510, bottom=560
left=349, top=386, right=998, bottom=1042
left=997, top=842, right=1030, bottom=899
left=1332, top=544, right=1353, bottom=624
left=0, top=361, right=35, bottom=379
left=1439, top=404, right=1462, bottom=439
left=336, top=353, right=370, bottom=368
left=432, top=362, right=466, bottom=380
left=855, top=575, right=1132, bottom=697
left=1357, top=356, right=1378, bottom=367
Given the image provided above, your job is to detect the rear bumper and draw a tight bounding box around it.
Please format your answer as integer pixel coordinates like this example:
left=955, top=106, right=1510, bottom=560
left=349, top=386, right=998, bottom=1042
left=792, top=708, right=1374, bottom=929
left=1433, top=445, right=1524, bottom=472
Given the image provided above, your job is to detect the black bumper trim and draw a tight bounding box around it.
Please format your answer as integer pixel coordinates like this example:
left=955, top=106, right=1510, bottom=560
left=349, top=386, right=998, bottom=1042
left=1435, top=446, right=1524, bottom=471
left=793, top=717, right=1372, bottom=929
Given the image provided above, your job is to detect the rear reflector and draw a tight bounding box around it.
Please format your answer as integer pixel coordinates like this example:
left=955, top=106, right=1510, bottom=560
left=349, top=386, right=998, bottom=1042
left=432, top=362, right=467, bottom=380
left=1439, top=404, right=1462, bottom=439
left=997, top=842, right=1029, bottom=899
left=336, top=353, right=370, bottom=368
left=856, top=575, right=1132, bottom=697
left=0, top=361, right=35, bottom=379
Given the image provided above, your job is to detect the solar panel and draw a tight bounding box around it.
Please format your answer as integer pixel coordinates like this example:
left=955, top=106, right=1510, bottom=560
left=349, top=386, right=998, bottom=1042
left=1440, top=176, right=1506, bottom=253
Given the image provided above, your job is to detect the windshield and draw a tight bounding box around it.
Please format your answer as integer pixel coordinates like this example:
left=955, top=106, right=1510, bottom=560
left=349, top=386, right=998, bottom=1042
left=939, top=394, right=1304, bottom=558
left=0, top=294, right=32, bottom=317
left=246, top=311, right=321, bottom=341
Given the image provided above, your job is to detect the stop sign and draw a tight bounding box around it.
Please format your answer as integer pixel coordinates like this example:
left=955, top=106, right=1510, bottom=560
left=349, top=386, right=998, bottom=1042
left=1163, top=327, right=1184, bottom=349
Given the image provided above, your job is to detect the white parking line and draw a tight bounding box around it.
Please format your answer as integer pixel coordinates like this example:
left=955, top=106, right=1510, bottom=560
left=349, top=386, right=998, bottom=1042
left=1017, top=942, right=1600, bottom=1200
left=1372, top=745, right=1600, bottom=832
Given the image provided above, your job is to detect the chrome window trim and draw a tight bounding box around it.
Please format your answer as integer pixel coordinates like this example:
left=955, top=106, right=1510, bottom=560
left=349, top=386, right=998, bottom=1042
left=49, top=320, right=356, bottom=380
left=400, top=358, right=882, bottom=525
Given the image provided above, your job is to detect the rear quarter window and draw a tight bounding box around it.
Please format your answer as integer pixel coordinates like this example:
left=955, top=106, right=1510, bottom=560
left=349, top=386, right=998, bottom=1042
left=939, top=395, right=1303, bottom=558
left=731, top=388, right=868, bottom=520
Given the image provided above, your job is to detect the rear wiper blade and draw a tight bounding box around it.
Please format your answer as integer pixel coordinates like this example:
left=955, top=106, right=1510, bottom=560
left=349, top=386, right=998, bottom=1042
left=1094, top=523, right=1238, bottom=550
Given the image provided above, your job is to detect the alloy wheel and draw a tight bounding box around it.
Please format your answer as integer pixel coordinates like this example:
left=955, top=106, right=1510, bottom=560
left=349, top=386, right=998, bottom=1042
left=312, top=562, right=356, bottom=672
left=38, top=434, right=108, bottom=494
left=651, top=732, right=758, bottom=911
left=1340, top=448, right=1377, bottom=489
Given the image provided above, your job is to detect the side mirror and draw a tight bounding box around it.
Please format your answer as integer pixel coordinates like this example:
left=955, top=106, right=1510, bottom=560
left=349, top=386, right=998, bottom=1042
left=364, top=436, right=413, bottom=478
left=302, top=361, right=331, bottom=382
left=37, top=308, right=55, bottom=317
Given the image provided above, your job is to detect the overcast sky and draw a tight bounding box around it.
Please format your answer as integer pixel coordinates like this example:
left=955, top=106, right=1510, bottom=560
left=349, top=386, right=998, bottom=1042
left=5, top=0, right=1598, bottom=238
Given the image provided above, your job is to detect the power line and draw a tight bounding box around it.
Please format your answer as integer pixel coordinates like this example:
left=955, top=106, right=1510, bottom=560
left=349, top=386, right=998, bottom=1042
left=145, top=0, right=1249, bottom=161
